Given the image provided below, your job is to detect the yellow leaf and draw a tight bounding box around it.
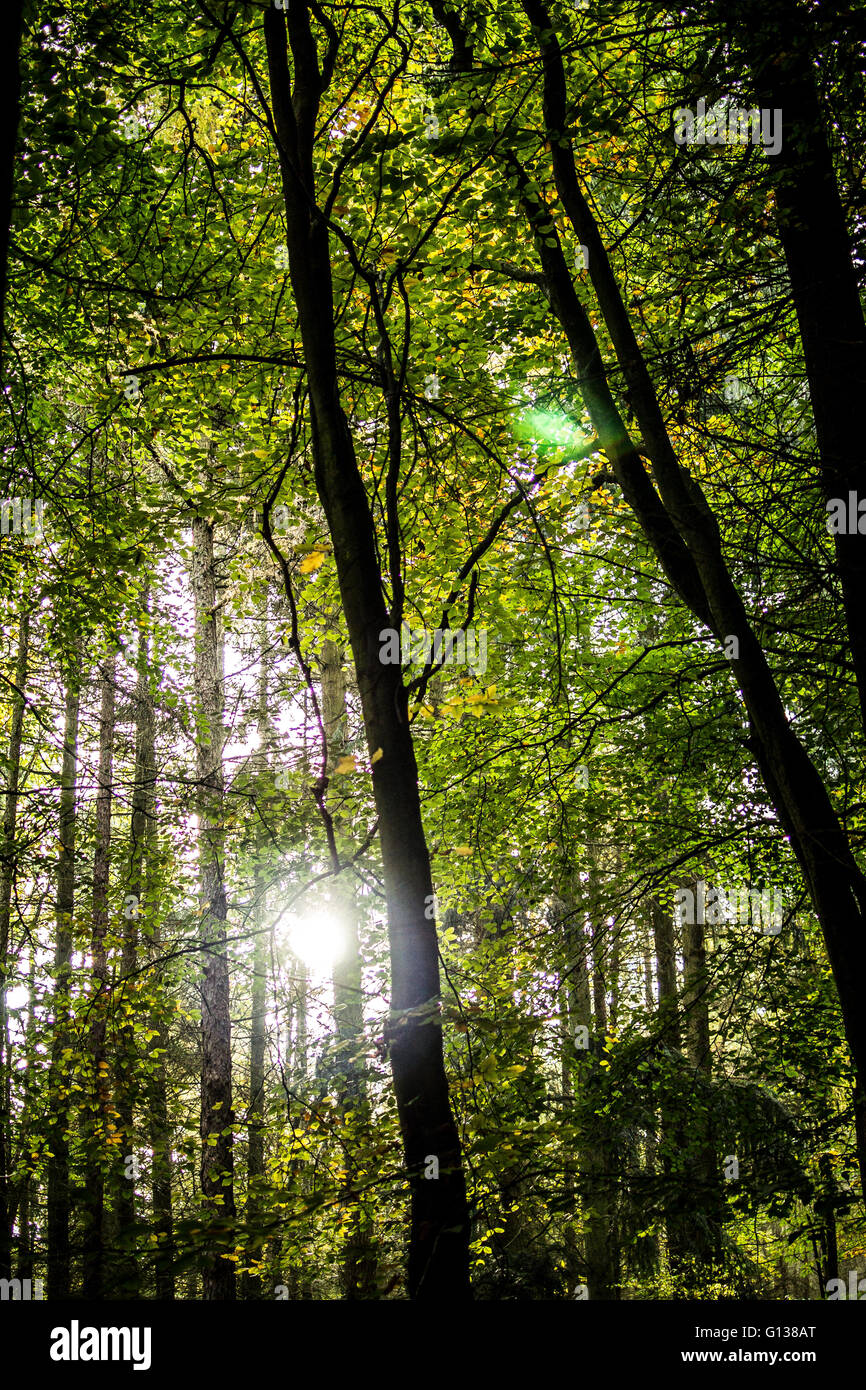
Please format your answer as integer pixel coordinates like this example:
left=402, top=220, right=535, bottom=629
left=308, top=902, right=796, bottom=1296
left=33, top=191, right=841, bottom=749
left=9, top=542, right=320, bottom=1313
left=334, top=755, right=358, bottom=774
left=370, top=747, right=383, bottom=763
left=299, top=550, right=326, bottom=574
left=454, top=846, right=472, bottom=856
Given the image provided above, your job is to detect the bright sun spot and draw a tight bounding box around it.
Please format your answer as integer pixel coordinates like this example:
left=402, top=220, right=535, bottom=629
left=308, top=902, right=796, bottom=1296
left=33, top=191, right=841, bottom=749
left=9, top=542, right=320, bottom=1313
left=4, top=985, right=30, bottom=1010
left=285, top=911, right=345, bottom=977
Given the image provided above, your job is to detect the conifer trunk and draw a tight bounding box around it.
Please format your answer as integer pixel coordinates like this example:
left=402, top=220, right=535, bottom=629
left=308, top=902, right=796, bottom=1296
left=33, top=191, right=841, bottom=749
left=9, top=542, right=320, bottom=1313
left=191, top=515, right=236, bottom=1299
left=0, top=609, right=27, bottom=1282
left=47, top=654, right=81, bottom=1299
left=82, top=653, right=116, bottom=1298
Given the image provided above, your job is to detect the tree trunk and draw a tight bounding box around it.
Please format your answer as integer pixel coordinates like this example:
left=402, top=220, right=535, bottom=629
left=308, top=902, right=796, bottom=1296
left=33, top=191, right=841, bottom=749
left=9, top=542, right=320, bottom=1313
left=13, top=954, right=36, bottom=1282
left=262, top=6, right=470, bottom=1298
left=191, top=514, right=236, bottom=1299
left=511, top=7, right=866, bottom=1138
left=108, top=611, right=154, bottom=1299
left=651, top=896, right=680, bottom=1051
left=574, top=866, right=619, bottom=1299
left=138, top=598, right=173, bottom=1300
left=0, top=609, right=27, bottom=1282
left=0, top=0, right=24, bottom=381
left=320, top=639, right=377, bottom=1298
left=726, top=0, right=866, bottom=731
left=651, top=893, right=690, bottom=1275
left=682, top=909, right=712, bottom=1080
left=46, top=653, right=82, bottom=1299
left=243, top=620, right=270, bottom=1301
left=556, top=891, right=590, bottom=1293
left=82, top=653, right=116, bottom=1299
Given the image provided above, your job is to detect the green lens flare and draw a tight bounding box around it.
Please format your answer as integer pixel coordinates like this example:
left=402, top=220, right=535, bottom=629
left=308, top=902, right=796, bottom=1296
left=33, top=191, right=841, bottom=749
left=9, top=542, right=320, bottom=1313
left=514, top=408, right=589, bottom=452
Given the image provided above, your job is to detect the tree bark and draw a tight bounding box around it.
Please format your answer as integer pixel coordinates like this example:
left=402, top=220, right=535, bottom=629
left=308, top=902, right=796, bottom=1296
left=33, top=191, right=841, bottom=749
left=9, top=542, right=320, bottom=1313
left=82, top=653, right=116, bottom=1299
left=262, top=6, right=470, bottom=1298
left=514, top=0, right=866, bottom=1127
left=320, top=639, right=377, bottom=1298
left=191, top=514, right=236, bottom=1299
left=723, top=0, right=866, bottom=731
left=137, top=596, right=173, bottom=1300
left=46, top=652, right=82, bottom=1299
left=0, top=609, right=27, bottom=1282
left=243, top=619, right=270, bottom=1300
left=568, top=866, right=619, bottom=1299
left=0, top=0, right=24, bottom=382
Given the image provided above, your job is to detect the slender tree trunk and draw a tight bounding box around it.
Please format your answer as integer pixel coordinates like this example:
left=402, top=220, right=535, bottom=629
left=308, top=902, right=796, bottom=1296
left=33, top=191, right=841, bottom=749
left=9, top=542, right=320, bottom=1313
left=682, top=910, right=712, bottom=1080
left=557, top=891, right=590, bottom=1292
left=243, top=620, right=270, bottom=1301
left=320, top=639, right=377, bottom=1298
left=148, top=914, right=174, bottom=1298
left=108, top=613, right=153, bottom=1299
left=0, top=0, right=24, bottom=381
left=191, top=515, right=235, bottom=1299
left=639, top=912, right=660, bottom=1271
left=816, top=1152, right=839, bottom=1291
left=137, top=598, right=173, bottom=1300
left=47, top=654, right=82, bottom=1299
left=651, top=893, right=689, bottom=1274
left=0, top=609, right=27, bottom=1282
left=263, top=6, right=470, bottom=1298
left=515, top=0, right=866, bottom=1131
left=651, top=897, right=680, bottom=1051
left=576, top=864, right=619, bottom=1299
left=82, top=653, right=116, bottom=1299
left=13, top=954, right=37, bottom=1283
left=681, top=905, right=722, bottom=1262
left=726, top=0, right=866, bottom=731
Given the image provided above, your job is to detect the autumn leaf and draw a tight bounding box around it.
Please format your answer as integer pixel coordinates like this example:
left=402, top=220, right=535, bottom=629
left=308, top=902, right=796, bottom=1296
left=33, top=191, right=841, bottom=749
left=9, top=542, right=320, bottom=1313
left=299, top=550, right=326, bottom=574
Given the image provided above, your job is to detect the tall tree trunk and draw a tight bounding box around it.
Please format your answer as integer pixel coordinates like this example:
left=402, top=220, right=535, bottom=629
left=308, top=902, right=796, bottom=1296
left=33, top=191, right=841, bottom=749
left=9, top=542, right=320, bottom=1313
left=651, top=896, right=680, bottom=1051
left=15, top=954, right=36, bottom=1283
left=46, top=652, right=82, bottom=1299
left=681, top=904, right=722, bottom=1263
left=262, top=6, right=470, bottom=1298
left=191, top=514, right=236, bottom=1300
left=651, top=893, right=689, bottom=1274
left=725, top=0, right=866, bottom=731
left=0, top=0, right=24, bottom=381
left=82, top=653, right=116, bottom=1299
left=639, top=911, right=660, bottom=1271
left=516, top=0, right=866, bottom=1137
left=108, top=611, right=153, bottom=1299
left=682, top=908, right=712, bottom=1080
left=816, top=1151, right=839, bottom=1292
left=243, top=620, right=270, bottom=1301
left=557, top=890, right=591, bottom=1293
left=320, top=639, right=377, bottom=1299
left=0, top=609, right=28, bottom=1282
left=137, top=596, right=173, bottom=1300
left=577, top=864, right=619, bottom=1299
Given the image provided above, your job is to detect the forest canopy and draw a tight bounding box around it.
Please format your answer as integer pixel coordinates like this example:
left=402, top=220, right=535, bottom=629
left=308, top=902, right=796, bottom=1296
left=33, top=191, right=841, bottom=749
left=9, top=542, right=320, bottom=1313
left=0, top=0, right=865, bottom=1305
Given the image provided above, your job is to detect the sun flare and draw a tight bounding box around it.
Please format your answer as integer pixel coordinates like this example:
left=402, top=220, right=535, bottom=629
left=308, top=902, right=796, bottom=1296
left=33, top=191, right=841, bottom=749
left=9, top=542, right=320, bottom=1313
left=285, top=911, right=345, bottom=977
